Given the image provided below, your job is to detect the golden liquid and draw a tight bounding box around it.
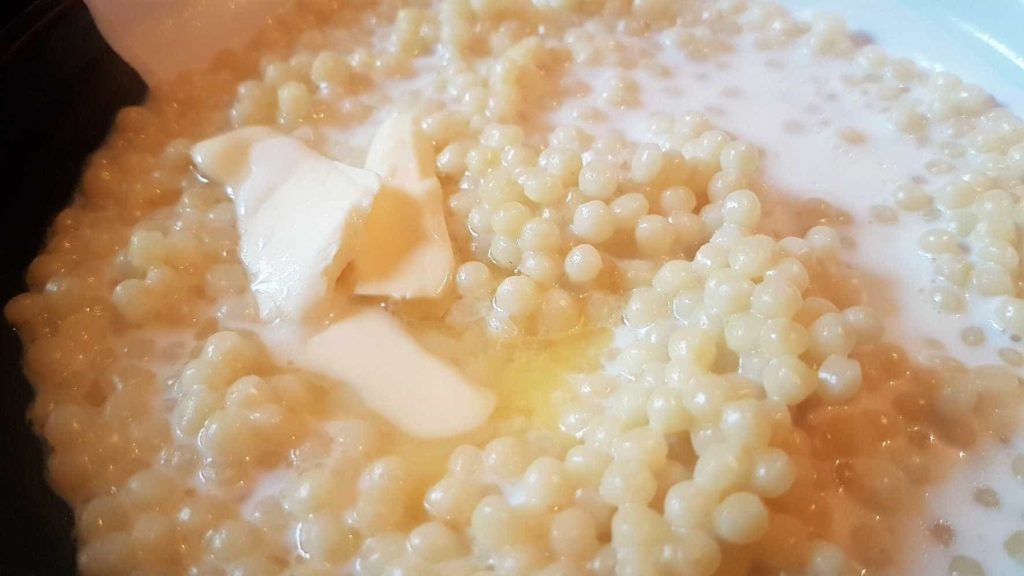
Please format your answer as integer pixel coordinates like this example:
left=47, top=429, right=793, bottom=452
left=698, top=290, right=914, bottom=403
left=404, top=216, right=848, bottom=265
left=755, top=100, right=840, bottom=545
left=393, top=296, right=611, bottom=431
left=487, top=328, right=612, bottom=427
left=384, top=299, right=611, bottom=490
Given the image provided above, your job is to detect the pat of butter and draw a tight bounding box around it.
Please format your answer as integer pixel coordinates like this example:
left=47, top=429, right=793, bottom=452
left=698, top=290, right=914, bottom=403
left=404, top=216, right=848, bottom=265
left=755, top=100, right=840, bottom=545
left=353, top=114, right=455, bottom=299
left=192, top=127, right=328, bottom=219
left=191, top=128, right=381, bottom=320
left=191, top=127, right=276, bottom=190
left=299, top=308, right=495, bottom=438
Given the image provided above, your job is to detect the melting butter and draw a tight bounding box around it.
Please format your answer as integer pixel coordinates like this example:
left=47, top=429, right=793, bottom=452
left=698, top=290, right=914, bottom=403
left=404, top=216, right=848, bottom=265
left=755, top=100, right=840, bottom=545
left=353, top=114, right=455, bottom=299
left=489, top=329, right=612, bottom=427
left=299, top=308, right=496, bottom=438
left=192, top=129, right=381, bottom=321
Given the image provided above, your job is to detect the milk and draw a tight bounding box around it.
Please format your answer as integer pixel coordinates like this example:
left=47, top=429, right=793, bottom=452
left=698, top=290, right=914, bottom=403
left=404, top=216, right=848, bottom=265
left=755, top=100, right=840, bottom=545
left=552, top=33, right=1010, bottom=369
left=564, top=27, right=1022, bottom=576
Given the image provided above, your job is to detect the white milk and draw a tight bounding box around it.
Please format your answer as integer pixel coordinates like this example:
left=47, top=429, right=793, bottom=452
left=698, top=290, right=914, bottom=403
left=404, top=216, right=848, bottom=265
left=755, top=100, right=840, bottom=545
left=902, top=434, right=1024, bottom=574
left=551, top=32, right=1011, bottom=370
left=567, top=29, right=1022, bottom=576
left=780, top=0, right=1024, bottom=116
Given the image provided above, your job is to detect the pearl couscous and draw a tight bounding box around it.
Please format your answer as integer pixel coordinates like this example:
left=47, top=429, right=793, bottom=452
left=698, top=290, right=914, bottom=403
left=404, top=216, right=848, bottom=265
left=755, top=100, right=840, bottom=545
left=6, top=1, right=1024, bottom=575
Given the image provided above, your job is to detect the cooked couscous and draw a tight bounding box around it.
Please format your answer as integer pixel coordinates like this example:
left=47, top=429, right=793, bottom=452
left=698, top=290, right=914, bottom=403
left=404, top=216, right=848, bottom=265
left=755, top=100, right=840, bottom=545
left=5, top=1, right=1024, bottom=575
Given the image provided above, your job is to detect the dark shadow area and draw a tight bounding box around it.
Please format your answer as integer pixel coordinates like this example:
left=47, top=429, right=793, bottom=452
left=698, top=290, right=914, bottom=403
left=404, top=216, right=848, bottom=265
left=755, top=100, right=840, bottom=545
left=0, top=0, right=146, bottom=573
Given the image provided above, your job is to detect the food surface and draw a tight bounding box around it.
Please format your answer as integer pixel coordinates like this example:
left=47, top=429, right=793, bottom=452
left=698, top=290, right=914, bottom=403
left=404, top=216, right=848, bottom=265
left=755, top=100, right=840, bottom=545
left=5, top=1, right=1024, bottom=575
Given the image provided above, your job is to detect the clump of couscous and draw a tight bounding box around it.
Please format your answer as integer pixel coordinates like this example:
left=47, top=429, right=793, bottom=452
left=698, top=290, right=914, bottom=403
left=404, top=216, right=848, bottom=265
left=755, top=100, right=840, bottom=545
left=5, top=1, right=1024, bottom=575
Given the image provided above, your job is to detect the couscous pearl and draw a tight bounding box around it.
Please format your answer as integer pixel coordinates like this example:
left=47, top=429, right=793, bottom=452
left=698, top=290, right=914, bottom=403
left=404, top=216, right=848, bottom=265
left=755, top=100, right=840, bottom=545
left=672, top=211, right=706, bottom=251
left=518, top=217, right=562, bottom=253
left=520, top=251, right=562, bottom=285
left=721, top=189, right=762, bottom=228
left=692, top=440, right=749, bottom=491
left=763, top=356, right=817, bottom=405
left=841, top=305, right=884, bottom=344
left=456, top=261, right=494, bottom=298
left=630, top=143, right=664, bottom=184
left=660, top=186, right=698, bottom=215
left=610, top=193, right=651, bottom=230
left=664, top=480, right=718, bottom=530
left=494, top=276, right=541, bottom=317
left=709, top=171, right=749, bottom=203
left=817, top=354, right=863, bottom=403
left=310, top=51, right=351, bottom=90
left=668, top=327, right=717, bottom=370
left=549, top=508, right=599, bottom=560
left=728, top=235, right=777, bottom=278
left=624, top=288, right=668, bottom=328
left=725, top=312, right=766, bottom=353
left=765, top=257, right=811, bottom=292
left=720, top=141, right=759, bottom=175
left=704, top=270, right=754, bottom=316
left=973, top=263, right=1015, bottom=297
left=749, top=447, right=796, bottom=498
left=481, top=124, right=523, bottom=148
left=578, top=157, right=619, bottom=200
left=661, top=528, right=722, bottom=576
left=491, top=202, right=532, bottom=237
left=571, top=201, right=615, bottom=243
left=712, top=492, right=770, bottom=544
left=808, top=312, right=856, bottom=360
left=407, top=521, right=464, bottom=562
left=806, top=540, right=848, bottom=576
left=489, top=235, right=522, bottom=270
left=646, top=388, right=692, bottom=434
left=612, top=427, right=668, bottom=470
left=599, top=461, right=657, bottom=505
left=277, top=81, right=312, bottom=125
left=652, top=260, right=699, bottom=295
left=635, top=215, right=676, bottom=257
left=719, top=398, right=772, bottom=448
left=522, top=457, right=573, bottom=510
left=539, top=146, right=583, bottom=186
left=564, top=244, right=602, bottom=284
left=760, top=318, right=810, bottom=357
left=522, top=168, right=566, bottom=204
left=469, top=495, right=520, bottom=552
left=751, top=278, right=802, bottom=318
left=993, top=298, right=1024, bottom=336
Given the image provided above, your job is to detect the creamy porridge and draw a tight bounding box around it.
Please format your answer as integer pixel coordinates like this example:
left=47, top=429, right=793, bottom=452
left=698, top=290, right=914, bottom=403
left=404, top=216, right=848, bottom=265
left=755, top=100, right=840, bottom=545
left=5, top=1, right=1024, bottom=575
